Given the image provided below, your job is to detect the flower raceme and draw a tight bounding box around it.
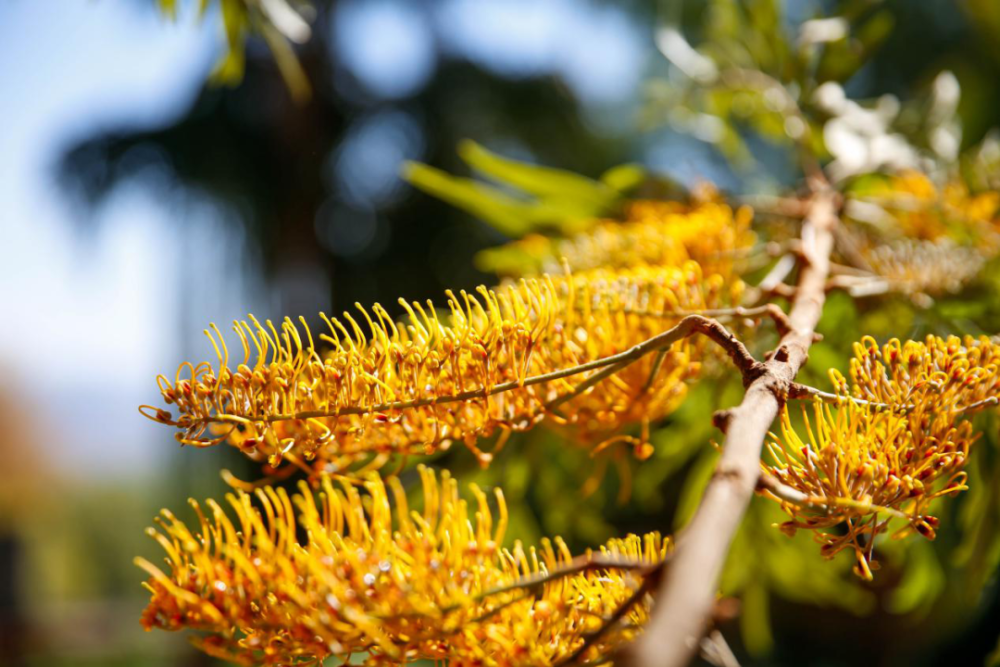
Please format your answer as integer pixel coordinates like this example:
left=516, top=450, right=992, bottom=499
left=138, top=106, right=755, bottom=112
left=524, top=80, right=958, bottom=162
left=876, top=170, right=1000, bottom=242
left=858, top=238, right=988, bottom=297
left=762, top=335, right=1000, bottom=578
left=764, top=401, right=970, bottom=579
left=837, top=334, right=1000, bottom=411
left=479, top=195, right=753, bottom=282
left=850, top=171, right=1000, bottom=297
left=136, top=467, right=667, bottom=665
left=142, top=262, right=744, bottom=474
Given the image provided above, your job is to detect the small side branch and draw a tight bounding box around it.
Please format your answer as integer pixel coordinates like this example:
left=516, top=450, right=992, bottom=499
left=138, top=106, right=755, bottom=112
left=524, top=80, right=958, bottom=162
left=756, top=473, right=909, bottom=521
left=789, top=382, right=1000, bottom=416
left=788, top=383, right=902, bottom=412
left=556, top=573, right=658, bottom=666
left=465, top=554, right=662, bottom=606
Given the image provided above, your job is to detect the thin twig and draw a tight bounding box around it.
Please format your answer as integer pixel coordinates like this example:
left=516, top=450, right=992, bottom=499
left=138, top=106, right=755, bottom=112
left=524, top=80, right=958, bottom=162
left=788, top=382, right=1000, bottom=416
left=758, top=253, right=797, bottom=293
left=546, top=359, right=633, bottom=412
left=787, top=383, right=903, bottom=412
left=377, top=553, right=664, bottom=623
left=756, top=473, right=909, bottom=521
left=738, top=195, right=807, bottom=218
left=463, top=554, right=660, bottom=606
left=641, top=349, right=669, bottom=395
left=699, top=629, right=741, bottom=667
left=555, top=568, right=661, bottom=666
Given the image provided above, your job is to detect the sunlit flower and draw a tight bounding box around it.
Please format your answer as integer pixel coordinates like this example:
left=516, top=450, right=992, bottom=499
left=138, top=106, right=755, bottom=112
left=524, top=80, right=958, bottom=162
left=136, top=466, right=667, bottom=665
left=835, top=334, right=1000, bottom=412
left=142, top=263, right=743, bottom=474
left=858, top=238, right=987, bottom=297
left=849, top=171, right=1000, bottom=297
left=479, top=195, right=754, bottom=283
left=761, top=335, right=1000, bottom=579
left=879, top=171, right=1000, bottom=241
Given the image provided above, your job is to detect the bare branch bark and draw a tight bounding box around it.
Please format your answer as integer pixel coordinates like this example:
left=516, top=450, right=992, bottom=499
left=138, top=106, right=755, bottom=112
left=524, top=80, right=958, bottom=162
left=618, top=189, right=840, bottom=667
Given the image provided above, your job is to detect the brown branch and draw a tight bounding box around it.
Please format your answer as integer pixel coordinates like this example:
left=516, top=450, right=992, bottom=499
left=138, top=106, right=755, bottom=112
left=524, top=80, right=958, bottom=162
left=556, top=573, right=659, bottom=666
left=546, top=316, right=763, bottom=413
left=756, top=473, right=909, bottom=521
left=619, top=188, right=840, bottom=667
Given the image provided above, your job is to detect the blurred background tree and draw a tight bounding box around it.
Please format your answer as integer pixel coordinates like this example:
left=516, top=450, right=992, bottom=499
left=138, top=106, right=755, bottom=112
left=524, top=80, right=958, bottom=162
left=8, top=0, right=1000, bottom=665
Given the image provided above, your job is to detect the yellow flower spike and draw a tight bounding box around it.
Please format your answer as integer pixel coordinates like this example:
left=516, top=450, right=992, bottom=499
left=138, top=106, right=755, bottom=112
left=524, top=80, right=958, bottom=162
left=138, top=467, right=669, bottom=665
left=763, top=334, right=1000, bottom=578
left=849, top=172, right=1000, bottom=297
left=483, top=196, right=753, bottom=283
left=143, top=264, right=743, bottom=476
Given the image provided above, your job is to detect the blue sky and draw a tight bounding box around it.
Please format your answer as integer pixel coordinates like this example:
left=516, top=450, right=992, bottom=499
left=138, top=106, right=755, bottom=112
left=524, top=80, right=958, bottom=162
left=0, top=2, right=229, bottom=476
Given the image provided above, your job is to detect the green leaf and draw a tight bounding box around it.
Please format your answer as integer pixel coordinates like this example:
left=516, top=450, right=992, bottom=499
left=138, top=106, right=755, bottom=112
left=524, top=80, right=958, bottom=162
left=816, top=10, right=894, bottom=83
left=405, top=145, right=634, bottom=238
left=458, top=140, right=619, bottom=211
left=886, top=541, right=945, bottom=616
left=157, top=0, right=178, bottom=19
left=258, top=19, right=311, bottom=102
left=210, top=0, right=248, bottom=86
left=402, top=162, right=540, bottom=237
left=474, top=243, right=548, bottom=275
left=600, top=163, right=646, bottom=193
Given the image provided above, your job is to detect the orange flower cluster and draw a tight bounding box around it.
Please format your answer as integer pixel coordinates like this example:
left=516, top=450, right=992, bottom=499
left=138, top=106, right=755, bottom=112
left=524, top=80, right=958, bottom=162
left=850, top=171, right=1000, bottom=297
left=143, top=263, right=743, bottom=474
left=876, top=171, right=1000, bottom=242
left=762, top=335, right=1000, bottom=578
left=136, top=467, right=667, bottom=665
left=480, top=196, right=753, bottom=282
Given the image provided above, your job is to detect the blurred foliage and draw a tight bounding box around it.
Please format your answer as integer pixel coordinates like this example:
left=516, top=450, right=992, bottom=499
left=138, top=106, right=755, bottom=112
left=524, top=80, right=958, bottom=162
left=158, top=0, right=313, bottom=100
left=644, top=0, right=975, bottom=187
left=404, top=140, right=645, bottom=238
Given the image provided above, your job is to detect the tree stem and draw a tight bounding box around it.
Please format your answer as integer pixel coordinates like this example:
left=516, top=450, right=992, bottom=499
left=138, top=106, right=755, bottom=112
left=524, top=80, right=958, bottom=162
left=618, top=188, right=840, bottom=667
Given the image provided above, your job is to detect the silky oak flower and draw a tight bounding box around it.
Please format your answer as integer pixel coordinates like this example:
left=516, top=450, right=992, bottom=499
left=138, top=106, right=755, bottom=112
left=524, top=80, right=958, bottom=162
left=142, top=263, right=743, bottom=475
left=136, top=466, right=667, bottom=665
left=761, top=335, right=999, bottom=578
